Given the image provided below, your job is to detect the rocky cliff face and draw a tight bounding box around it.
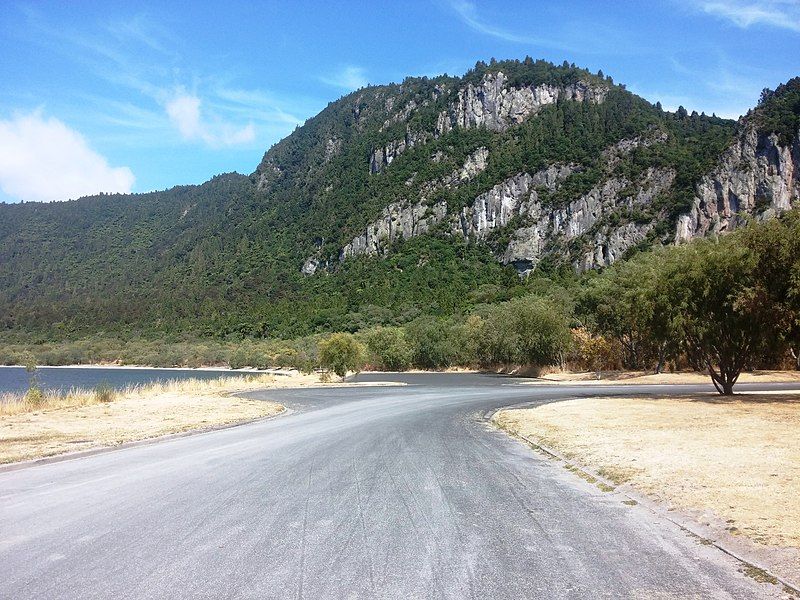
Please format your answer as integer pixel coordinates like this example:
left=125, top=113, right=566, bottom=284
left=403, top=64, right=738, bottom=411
left=314, top=131, right=677, bottom=276
left=288, top=63, right=799, bottom=279
left=436, top=72, right=607, bottom=135
left=368, top=72, right=607, bottom=176
left=675, top=124, right=800, bottom=242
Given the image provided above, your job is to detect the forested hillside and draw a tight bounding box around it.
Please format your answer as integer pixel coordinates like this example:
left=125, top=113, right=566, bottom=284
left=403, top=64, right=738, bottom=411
left=0, top=59, right=797, bottom=343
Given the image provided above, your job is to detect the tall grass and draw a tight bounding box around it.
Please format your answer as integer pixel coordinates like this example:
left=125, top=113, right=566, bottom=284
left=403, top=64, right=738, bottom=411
left=0, top=374, right=277, bottom=417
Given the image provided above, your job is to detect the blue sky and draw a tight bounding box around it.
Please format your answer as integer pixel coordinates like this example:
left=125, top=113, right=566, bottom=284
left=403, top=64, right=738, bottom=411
left=0, top=0, right=798, bottom=203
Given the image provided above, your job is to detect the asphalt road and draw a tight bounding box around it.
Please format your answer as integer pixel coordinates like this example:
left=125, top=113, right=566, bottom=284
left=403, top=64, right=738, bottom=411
left=0, top=373, right=793, bottom=599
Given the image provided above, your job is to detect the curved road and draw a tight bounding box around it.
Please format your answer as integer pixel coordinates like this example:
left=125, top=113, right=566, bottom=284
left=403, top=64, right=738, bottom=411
left=0, top=373, right=792, bottom=599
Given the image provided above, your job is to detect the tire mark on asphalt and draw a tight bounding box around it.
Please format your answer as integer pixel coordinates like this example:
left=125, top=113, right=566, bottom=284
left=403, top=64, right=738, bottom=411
left=297, top=464, right=313, bottom=600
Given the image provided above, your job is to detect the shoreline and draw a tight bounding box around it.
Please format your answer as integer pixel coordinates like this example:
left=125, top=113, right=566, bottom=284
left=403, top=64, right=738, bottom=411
left=0, top=364, right=293, bottom=374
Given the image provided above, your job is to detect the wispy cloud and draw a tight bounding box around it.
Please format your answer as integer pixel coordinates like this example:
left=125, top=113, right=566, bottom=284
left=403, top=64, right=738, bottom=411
left=11, top=7, right=305, bottom=151
left=447, top=0, right=635, bottom=55
left=450, top=0, right=539, bottom=44
left=166, top=90, right=255, bottom=147
left=320, top=65, right=369, bottom=91
left=0, top=111, right=134, bottom=202
left=698, top=1, right=800, bottom=32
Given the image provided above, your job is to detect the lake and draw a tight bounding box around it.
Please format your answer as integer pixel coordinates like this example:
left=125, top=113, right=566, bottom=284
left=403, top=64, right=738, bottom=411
left=0, top=366, right=255, bottom=396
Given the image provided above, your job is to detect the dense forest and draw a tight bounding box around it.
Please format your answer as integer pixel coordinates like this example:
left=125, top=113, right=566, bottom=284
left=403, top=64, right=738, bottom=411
left=0, top=59, right=798, bottom=384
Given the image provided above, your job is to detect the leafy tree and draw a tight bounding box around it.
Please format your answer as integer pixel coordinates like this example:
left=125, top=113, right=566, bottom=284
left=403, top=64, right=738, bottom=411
left=665, top=237, right=778, bottom=395
left=318, top=333, right=365, bottom=378
left=405, top=317, right=454, bottom=369
left=362, top=327, right=413, bottom=371
left=738, top=211, right=800, bottom=367
left=579, top=252, right=679, bottom=371
left=472, top=295, right=572, bottom=367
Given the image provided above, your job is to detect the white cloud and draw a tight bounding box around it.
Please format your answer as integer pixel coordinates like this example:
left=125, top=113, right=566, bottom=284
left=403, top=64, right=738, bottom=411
left=320, top=66, right=369, bottom=91
left=165, top=90, right=256, bottom=147
left=699, top=0, right=800, bottom=31
left=0, top=111, right=134, bottom=202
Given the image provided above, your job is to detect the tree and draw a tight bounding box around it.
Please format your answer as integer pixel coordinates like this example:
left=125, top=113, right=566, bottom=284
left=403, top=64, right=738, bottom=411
left=405, top=317, right=454, bottom=369
left=318, top=333, right=365, bottom=378
left=579, top=252, right=679, bottom=371
left=472, top=295, right=572, bottom=368
left=738, top=211, right=800, bottom=367
left=362, top=327, right=412, bottom=371
left=665, top=238, right=779, bottom=395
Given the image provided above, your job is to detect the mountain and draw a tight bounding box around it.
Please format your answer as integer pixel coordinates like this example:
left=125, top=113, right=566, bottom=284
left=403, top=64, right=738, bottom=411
left=0, top=59, right=798, bottom=340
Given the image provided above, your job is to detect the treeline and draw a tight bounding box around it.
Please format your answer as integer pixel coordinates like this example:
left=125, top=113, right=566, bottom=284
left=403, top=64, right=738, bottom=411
left=5, top=211, right=799, bottom=394
left=5, top=211, right=800, bottom=394
left=320, top=210, right=800, bottom=394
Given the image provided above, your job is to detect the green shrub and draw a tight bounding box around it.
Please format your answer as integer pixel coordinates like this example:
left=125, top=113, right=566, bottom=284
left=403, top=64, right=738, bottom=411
left=362, top=327, right=413, bottom=371
left=318, top=333, right=365, bottom=378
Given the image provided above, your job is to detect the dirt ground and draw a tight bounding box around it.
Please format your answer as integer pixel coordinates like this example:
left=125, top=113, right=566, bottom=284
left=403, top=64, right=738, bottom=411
left=524, top=370, right=800, bottom=385
left=0, top=371, right=356, bottom=464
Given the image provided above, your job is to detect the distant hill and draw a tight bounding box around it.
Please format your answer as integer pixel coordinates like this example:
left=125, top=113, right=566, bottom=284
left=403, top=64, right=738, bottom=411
left=0, top=59, right=798, bottom=340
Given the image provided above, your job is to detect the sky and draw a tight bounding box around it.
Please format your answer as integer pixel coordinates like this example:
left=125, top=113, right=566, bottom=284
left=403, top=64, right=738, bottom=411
left=0, top=0, right=798, bottom=203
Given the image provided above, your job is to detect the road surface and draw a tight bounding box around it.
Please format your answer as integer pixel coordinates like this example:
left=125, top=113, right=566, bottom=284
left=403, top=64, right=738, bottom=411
left=0, top=373, right=792, bottom=599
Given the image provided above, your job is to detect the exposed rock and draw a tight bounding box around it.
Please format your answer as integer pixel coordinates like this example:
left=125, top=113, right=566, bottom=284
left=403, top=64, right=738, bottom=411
left=369, top=130, right=430, bottom=174
left=455, top=147, right=489, bottom=182
left=255, top=161, right=282, bottom=190
left=374, top=71, right=606, bottom=175
left=453, top=164, right=575, bottom=239
left=340, top=200, right=448, bottom=260
left=323, top=137, right=342, bottom=163
left=675, top=125, right=800, bottom=242
left=301, top=257, right=320, bottom=276
left=499, top=167, right=674, bottom=274
left=436, top=71, right=607, bottom=134
left=317, top=147, right=494, bottom=268
left=576, top=222, right=653, bottom=271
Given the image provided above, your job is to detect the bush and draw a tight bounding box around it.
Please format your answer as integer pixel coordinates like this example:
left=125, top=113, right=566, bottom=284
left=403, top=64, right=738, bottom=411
left=405, top=317, right=454, bottom=370
left=362, top=327, right=412, bottom=371
left=318, top=333, right=365, bottom=378
left=471, top=296, right=573, bottom=368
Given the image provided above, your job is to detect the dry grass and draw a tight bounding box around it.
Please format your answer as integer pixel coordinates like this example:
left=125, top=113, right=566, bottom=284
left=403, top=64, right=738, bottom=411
left=495, top=394, right=800, bottom=549
left=0, top=372, right=332, bottom=464
left=524, top=370, right=800, bottom=385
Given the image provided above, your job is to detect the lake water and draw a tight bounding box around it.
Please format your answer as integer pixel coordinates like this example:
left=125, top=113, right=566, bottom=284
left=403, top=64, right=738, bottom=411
left=0, top=366, right=254, bottom=395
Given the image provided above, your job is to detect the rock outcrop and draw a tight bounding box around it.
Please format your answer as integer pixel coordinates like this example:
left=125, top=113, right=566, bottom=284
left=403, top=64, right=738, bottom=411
left=493, top=167, right=674, bottom=274
left=335, top=147, right=492, bottom=262
left=340, top=200, right=448, bottom=260
left=369, top=130, right=430, bottom=174
left=675, top=125, right=800, bottom=242
left=371, top=71, right=607, bottom=175
left=436, top=72, right=607, bottom=135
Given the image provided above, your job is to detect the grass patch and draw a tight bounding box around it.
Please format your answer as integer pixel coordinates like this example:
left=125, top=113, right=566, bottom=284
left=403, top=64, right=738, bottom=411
left=742, top=565, right=779, bottom=586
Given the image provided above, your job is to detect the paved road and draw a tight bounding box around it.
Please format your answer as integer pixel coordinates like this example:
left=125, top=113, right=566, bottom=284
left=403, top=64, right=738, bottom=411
left=0, top=373, right=792, bottom=599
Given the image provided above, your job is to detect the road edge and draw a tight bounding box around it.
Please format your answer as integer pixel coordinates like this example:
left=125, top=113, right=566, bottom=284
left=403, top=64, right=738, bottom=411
left=486, top=403, right=800, bottom=597
left=0, top=403, right=290, bottom=474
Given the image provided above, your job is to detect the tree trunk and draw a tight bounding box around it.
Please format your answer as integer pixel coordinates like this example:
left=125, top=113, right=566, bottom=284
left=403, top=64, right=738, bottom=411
left=655, top=342, right=667, bottom=374
left=709, top=366, right=737, bottom=396
left=791, top=347, right=800, bottom=371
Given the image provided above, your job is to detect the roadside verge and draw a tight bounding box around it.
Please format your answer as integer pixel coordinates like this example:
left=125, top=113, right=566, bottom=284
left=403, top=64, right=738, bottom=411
left=491, top=394, right=800, bottom=595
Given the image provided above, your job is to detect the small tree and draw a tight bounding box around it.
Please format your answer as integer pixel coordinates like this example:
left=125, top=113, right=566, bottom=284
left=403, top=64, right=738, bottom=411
left=405, top=317, right=454, bottom=370
left=24, top=355, right=44, bottom=405
left=318, top=333, right=365, bottom=379
left=665, top=238, right=778, bottom=395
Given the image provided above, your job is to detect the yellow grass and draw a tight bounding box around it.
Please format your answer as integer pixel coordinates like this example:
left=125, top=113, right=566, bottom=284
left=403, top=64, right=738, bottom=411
left=494, top=395, right=800, bottom=548
left=525, top=370, right=800, bottom=385
left=0, top=373, right=326, bottom=464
